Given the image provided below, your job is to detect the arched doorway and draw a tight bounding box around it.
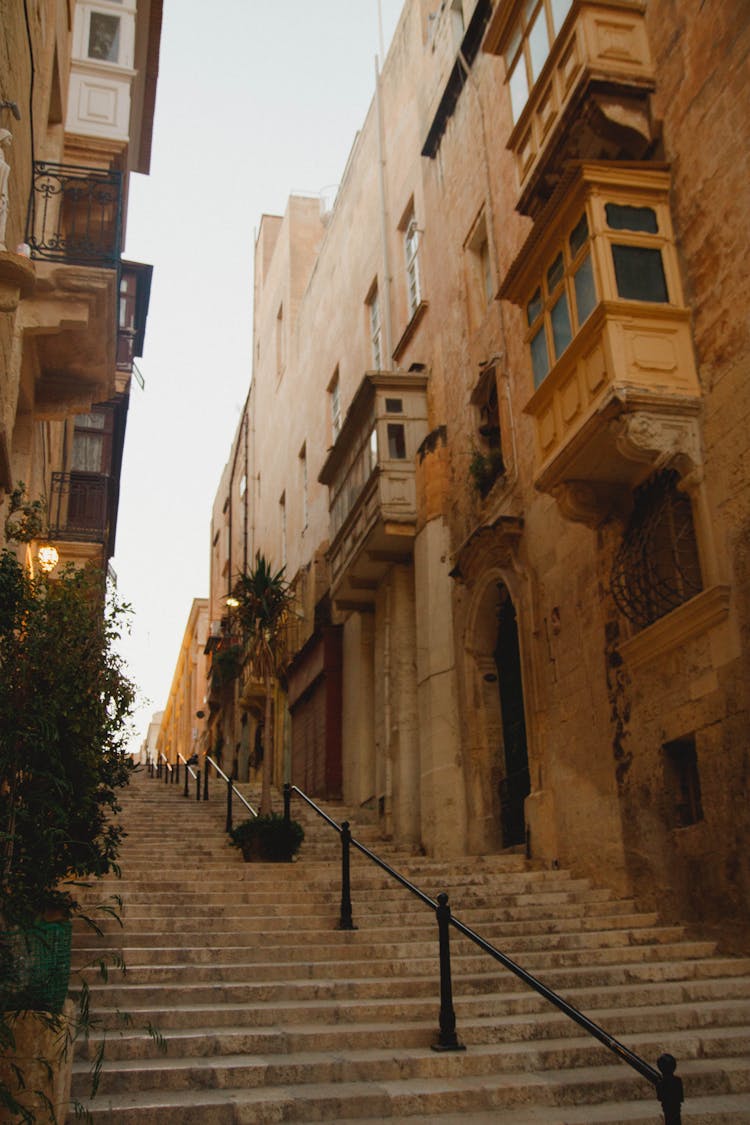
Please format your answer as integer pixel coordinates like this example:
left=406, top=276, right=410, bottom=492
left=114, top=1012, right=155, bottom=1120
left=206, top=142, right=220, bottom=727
left=494, top=586, right=530, bottom=847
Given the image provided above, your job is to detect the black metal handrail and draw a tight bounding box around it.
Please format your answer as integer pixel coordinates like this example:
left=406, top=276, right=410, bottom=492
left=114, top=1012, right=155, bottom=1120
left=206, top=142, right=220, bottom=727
left=287, top=783, right=684, bottom=1123
left=205, top=755, right=257, bottom=833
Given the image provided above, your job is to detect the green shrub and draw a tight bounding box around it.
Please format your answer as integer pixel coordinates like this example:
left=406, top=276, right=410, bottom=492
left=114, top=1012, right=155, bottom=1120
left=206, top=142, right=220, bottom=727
left=230, top=814, right=304, bottom=862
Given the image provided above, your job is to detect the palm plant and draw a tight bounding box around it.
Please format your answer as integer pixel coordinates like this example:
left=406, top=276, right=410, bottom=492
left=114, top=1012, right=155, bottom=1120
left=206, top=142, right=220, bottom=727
left=231, top=552, right=293, bottom=815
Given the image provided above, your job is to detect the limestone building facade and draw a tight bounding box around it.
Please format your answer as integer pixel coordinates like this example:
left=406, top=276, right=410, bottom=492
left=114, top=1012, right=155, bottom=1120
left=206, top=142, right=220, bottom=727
left=0, top=0, right=161, bottom=574
left=200, top=0, right=749, bottom=946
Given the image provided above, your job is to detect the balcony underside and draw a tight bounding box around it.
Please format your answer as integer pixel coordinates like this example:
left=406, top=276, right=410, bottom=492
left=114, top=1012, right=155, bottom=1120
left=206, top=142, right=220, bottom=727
left=20, top=262, right=118, bottom=416
left=329, top=475, right=417, bottom=612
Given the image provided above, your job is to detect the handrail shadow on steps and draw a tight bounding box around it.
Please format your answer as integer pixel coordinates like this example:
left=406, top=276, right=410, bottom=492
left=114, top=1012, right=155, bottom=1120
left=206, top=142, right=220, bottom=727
left=144, top=763, right=683, bottom=1123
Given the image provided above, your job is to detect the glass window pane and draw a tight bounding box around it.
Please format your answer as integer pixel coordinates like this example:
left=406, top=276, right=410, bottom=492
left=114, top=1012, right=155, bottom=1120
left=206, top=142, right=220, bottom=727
left=546, top=252, right=564, bottom=292
left=387, top=423, right=407, bottom=459
left=569, top=213, right=589, bottom=258
left=75, top=412, right=106, bottom=430
left=504, top=24, right=523, bottom=69
left=369, top=428, right=378, bottom=471
left=527, top=287, right=543, bottom=326
left=573, top=253, right=597, bottom=325
left=530, top=326, right=550, bottom=387
left=385, top=398, right=403, bottom=413
left=528, top=8, right=550, bottom=83
left=551, top=0, right=573, bottom=34
left=508, top=57, right=529, bottom=123
left=72, top=433, right=104, bottom=472
left=88, top=13, right=120, bottom=62
left=605, top=204, right=659, bottom=233
left=611, top=245, right=669, bottom=302
left=550, top=292, right=573, bottom=358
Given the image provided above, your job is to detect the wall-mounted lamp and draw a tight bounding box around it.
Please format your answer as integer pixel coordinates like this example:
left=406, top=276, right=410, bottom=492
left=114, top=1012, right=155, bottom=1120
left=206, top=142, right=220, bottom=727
left=225, top=595, right=240, bottom=608
left=37, top=545, right=59, bottom=573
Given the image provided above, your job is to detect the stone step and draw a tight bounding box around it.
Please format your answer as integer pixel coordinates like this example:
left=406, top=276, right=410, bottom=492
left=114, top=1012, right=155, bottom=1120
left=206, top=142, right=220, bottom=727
left=71, top=1034, right=750, bottom=1097
left=71, top=1057, right=750, bottom=1122
left=74, top=972, right=750, bottom=1015
left=68, top=773, right=750, bottom=1123
left=72, top=955, right=750, bottom=992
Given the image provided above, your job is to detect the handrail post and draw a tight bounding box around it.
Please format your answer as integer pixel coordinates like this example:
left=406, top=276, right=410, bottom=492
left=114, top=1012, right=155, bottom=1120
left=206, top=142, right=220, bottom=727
left=163, top=759, right=168, bottom=784
left=432, top=893, right=465, bottom=1052
left=226, top=774, right=233, bottom=834
left=156, top=760, right=161, bottom=779
left=183, top=763, right=189, bottom=798
left=656, top=1053, right=683, bottom=1125
left=203, top=762, right=209, bottom=801
left=283, top=783, right=291, bottom=825
left=175, top=758, right=180, bottom=786
left=337, top=821, right=357, bottom=931
left=196, top=770, right=201, bottom=802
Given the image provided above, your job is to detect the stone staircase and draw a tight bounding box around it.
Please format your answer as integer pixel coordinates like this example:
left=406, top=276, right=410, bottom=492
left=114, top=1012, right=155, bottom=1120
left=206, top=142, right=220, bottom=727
left=68, top=768, right=750, bottom=1123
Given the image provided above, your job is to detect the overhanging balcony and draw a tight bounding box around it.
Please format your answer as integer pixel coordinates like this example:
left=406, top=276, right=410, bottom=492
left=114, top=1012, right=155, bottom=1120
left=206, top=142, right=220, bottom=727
left=26, top=162, right=122, bottom=268
left=484, top=0, right=657, bottom=217
left=500, top=162, right=702, bottom=524
left=48, top=472, right=115, bottom=551
left=20, top=164, right=126, bottom=414
left=319, top=372, right=429, bottom=611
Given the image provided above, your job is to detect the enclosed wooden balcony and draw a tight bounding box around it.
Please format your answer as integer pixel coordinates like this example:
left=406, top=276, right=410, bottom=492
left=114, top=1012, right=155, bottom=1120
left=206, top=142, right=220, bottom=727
left=500, top=162, right=701, bottom=523
left=319, top=373, right=429, bottom=611
left=484, top=0, right=656, bottom=217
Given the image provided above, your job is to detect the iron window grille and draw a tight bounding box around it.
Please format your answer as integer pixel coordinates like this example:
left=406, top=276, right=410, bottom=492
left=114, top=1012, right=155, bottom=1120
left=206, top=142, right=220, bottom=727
left=610, top=469, right=703, bottom=630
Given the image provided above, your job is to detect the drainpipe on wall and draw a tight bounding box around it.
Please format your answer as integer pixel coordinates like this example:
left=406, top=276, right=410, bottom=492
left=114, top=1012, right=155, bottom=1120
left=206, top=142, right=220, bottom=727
left=374, top=55, right=393, bottom=370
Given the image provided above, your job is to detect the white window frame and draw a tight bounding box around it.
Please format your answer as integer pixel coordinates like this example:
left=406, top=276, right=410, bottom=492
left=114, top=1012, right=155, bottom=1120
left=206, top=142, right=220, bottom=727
left=404, top=215, right=422, bottom=317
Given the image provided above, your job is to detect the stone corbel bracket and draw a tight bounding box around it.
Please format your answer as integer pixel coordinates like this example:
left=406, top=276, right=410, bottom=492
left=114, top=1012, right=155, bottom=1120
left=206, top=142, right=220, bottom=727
left=550, top=405, right=703, bottom=528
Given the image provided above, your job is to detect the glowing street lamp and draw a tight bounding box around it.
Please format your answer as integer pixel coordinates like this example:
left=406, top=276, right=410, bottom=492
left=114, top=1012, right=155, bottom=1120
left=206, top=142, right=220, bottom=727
left=37, top=545, right=59, bottom=573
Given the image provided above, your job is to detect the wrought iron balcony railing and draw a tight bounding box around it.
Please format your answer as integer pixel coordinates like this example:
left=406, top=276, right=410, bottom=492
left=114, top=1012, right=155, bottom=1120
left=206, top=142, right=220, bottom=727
left=26, top=162, right=123, bottom=269
left=48, top=472, right=112, bottom=545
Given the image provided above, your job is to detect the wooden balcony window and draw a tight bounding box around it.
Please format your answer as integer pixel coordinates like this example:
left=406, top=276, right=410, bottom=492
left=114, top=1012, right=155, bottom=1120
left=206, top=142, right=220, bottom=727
left=484, top=0, right=656, bottom=215
left=500, top=163, right=701, bottom=511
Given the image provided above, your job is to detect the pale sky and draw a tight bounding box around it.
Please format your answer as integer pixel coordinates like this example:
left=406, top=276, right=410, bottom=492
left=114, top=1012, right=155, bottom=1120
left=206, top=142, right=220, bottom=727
left=115, top=1, right=405, bottom=750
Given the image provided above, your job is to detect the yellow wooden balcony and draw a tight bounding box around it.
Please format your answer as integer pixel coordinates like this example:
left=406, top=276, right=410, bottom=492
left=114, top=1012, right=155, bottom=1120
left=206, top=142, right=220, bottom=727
left=484, top=0, right=656, bottom=216
left=501, top=162, right=701, bottom=521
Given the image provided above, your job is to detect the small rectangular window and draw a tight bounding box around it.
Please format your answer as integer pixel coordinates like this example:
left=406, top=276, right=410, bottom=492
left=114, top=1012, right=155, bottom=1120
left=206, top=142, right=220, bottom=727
left=573, top=254, right=596, bottom=325
left=527, top=6, right=550, bottom=84
left=369, top=428, right=378, bottom=471
left=550, top=292, right=572, bottom=358
left=611, top=245, right=669, bottom=303
left=88, top=13, right=120, bottom=62
left=385, top=398, right=403, bottom=413
left=663, top=736, right=703, bottom=828
left=527, top=288, right=543, bottom=326
left=530, top=326, right=549, bottom=387
left=606, top=204, right=659, bottom=234
left=387, top=423, right=407, bottom=459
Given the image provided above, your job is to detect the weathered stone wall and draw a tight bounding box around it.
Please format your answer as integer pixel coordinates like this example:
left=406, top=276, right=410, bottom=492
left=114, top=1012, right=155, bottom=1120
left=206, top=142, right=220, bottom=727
left=230, top=0, right=749, bottom=943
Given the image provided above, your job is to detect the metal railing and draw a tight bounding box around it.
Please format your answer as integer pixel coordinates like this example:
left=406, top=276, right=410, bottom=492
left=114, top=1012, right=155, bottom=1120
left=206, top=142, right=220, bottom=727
left=145, top=763, right=684, bottom=1122
left=48, top=472, right=112, bottom=544
left=285, top=782, right=684, bottom=1124
left=26, top=161, right=123, bottom=269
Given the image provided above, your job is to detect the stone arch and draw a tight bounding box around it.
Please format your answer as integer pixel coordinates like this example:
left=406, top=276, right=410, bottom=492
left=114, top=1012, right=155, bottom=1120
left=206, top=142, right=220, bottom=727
left=451, top=516, right=537, bottom=856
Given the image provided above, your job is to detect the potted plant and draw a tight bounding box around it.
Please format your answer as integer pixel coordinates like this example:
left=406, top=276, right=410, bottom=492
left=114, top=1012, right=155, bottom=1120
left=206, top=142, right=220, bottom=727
left=469, top=446, right=505, bottom=498
left=230, top=814, right=304, bottom=863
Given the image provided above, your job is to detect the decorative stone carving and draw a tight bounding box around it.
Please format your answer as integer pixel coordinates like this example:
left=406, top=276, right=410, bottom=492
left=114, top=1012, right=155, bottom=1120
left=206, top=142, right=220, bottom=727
left=450, top=516, right=524, bottom=584
left=0, top=129, right=11, bottom=251
left=611, top=410, right=703, bottom=477
left=548, top=481, right=618, bottom=528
